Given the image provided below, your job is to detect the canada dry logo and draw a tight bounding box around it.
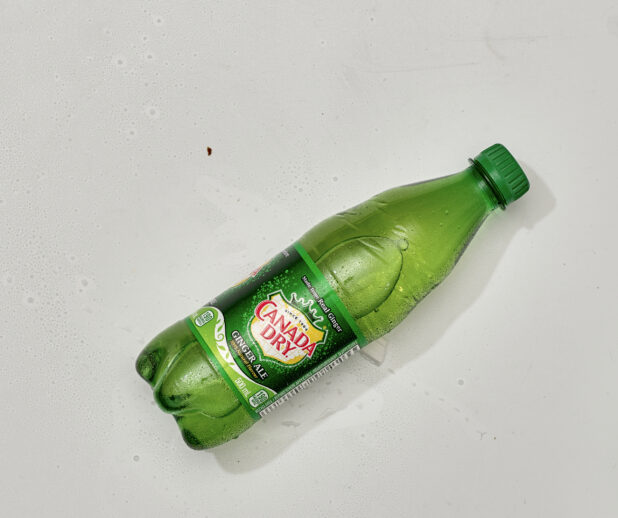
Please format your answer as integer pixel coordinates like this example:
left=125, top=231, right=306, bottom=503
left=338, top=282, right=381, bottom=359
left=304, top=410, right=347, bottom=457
left=250, top=291, right=327, bottom=365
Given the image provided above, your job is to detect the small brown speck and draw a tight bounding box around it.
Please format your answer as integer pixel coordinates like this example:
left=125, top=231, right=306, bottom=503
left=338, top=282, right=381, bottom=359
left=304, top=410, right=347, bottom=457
left=207, top=147, right=212, bottom=156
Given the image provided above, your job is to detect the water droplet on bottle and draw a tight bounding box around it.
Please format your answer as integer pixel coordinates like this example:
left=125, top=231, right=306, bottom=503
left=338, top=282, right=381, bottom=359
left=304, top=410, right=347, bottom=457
left=397, top=239, right=408, bottom=251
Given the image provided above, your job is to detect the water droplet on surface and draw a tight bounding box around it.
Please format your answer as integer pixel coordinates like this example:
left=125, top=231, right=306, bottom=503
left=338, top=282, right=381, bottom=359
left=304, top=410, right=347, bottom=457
left=133, top=455, right=140, bottom=462
left=397, top=239, right=408, bottom=251
left=146, top=106, right=160, bottom=119
left=457, top=378, right=464, bottom=386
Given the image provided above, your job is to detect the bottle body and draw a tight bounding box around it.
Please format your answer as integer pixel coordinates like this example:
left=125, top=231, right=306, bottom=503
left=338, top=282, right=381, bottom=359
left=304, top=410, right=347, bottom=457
left=137, top=149, right=521, bottom=450
left=302, top=165, right=498, bottom=342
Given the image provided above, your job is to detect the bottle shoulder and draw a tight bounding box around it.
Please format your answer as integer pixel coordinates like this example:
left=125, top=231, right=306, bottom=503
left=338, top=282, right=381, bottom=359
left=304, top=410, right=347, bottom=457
left=299, top=173, right=494, bottom=342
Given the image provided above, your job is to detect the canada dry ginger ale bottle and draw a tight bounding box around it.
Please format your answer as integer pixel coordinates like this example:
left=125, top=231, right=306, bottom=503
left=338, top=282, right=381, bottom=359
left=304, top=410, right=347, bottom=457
left=136, top=143, right=530, bottom=449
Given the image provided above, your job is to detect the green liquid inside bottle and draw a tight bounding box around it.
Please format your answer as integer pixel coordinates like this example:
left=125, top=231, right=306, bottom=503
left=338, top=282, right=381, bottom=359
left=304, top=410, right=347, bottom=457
left=136, top=144, right=529, bottom=449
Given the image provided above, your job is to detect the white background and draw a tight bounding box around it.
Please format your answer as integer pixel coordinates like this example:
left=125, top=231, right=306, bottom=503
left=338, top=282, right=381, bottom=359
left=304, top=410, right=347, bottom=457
left=1, top=1, right=617, bottom=517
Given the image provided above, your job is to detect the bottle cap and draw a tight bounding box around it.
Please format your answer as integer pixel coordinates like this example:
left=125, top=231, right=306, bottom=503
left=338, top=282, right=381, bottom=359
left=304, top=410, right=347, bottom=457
left=472, top=144, right=530, bottom=207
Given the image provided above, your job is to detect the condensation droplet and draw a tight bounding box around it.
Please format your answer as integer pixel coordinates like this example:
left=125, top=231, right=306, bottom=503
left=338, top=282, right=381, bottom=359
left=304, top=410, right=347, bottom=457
left=397, top=239, right=409, bottom=251
left=457, top=378, right=465, bottom=386
left=133, top=455, right=140, bottom=462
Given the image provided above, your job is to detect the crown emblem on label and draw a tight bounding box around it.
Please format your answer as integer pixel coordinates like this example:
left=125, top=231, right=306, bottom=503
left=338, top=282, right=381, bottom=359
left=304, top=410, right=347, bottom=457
left=250, top=291, right=327, bottom=365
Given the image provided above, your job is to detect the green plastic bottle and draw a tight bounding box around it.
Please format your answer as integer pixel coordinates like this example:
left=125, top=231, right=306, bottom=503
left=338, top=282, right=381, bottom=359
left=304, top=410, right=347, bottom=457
left=136, top=143, right=529, bottom=449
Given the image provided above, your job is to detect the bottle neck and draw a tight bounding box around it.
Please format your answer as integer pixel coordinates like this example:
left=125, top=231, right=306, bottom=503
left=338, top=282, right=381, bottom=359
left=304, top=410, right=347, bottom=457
left=461, top=164, right=502, bottom=212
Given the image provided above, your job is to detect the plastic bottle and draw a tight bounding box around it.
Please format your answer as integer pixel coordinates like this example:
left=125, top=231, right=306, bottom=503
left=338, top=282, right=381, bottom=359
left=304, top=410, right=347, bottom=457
left=136, top=143, right=530, bottom=449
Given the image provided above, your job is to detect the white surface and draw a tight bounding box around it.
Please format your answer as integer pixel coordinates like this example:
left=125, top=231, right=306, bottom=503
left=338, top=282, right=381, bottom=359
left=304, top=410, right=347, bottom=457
left=1, top=1, right=617, bottom=517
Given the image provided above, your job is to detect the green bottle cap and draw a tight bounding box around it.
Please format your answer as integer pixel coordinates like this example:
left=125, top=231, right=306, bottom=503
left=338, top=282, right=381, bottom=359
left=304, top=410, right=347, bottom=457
left=472, top=144, right=530, bottom=207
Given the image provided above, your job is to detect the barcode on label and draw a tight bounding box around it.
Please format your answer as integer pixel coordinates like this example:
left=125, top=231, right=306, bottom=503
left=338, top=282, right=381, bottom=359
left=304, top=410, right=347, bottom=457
left=259, top=344, right=360, bottom=417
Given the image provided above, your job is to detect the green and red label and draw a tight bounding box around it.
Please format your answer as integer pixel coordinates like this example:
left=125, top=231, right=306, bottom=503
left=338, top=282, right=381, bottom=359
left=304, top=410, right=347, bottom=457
left=186, top=243, right=366, bottom=419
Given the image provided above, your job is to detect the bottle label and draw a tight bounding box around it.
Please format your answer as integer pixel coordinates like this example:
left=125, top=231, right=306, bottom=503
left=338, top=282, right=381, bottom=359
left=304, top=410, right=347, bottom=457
left=186, top=242, right=366, bottom=419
